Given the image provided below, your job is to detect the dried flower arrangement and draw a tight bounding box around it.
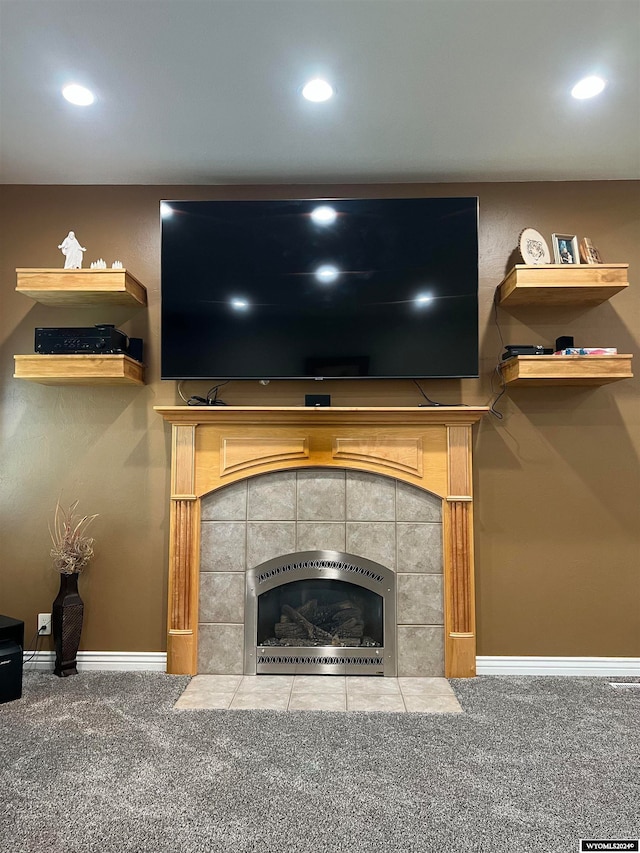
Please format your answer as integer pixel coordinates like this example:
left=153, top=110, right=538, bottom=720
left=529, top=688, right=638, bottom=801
left=49, top=500, right=98, bottom=574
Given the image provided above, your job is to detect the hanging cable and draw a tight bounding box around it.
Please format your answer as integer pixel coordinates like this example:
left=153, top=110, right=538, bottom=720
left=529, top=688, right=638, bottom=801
left=23, top=626, right=46, bottom=667
left=488, top=291, right=507, bottom=419
left=177, top=380, right=230, bottom=406
left=412, top=379, right=469, bottom=407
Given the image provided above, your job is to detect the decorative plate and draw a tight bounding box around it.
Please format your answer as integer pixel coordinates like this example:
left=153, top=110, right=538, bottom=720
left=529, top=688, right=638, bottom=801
left=518, top=228, right=551, bottom=265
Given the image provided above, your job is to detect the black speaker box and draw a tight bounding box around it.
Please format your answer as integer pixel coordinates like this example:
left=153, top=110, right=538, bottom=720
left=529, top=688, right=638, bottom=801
left=0, top=643, right=22, bottom=703
left=0, top=615, right=24, bottom=703
left=555, top=335, right=574, bottom=351
left=127, top=337, right=143, bottom=362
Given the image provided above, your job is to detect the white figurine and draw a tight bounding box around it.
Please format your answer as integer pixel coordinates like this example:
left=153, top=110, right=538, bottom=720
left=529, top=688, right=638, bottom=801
left=58, top=231, right=86, bottom=269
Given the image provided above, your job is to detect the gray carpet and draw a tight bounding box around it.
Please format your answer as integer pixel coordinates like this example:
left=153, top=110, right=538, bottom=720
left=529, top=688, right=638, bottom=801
left=0, top=672, right=638, bottom=853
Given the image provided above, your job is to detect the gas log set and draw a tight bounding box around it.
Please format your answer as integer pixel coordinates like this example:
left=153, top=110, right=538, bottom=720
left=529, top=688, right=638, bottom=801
left=261, top=598, right=380, bottom=648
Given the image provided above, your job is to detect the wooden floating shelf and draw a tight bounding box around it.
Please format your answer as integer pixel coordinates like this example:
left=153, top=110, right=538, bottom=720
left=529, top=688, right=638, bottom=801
left=500, top=354, right=633, bottom=386
left=14, top=354, right=145, bottom=386
left=497, top=264, right=629, bottom=306
left=15, top=268, right=147, bottom=307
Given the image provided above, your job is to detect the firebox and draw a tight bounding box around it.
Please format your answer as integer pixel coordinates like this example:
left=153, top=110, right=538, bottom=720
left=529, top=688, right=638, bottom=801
left=245, top=551, right=397, bottom=676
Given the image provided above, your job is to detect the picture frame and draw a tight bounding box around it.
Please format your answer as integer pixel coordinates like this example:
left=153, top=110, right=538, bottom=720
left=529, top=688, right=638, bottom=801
left=579, top=236, right=604, bottom=264
left=551, top=233, right=580, bottom=265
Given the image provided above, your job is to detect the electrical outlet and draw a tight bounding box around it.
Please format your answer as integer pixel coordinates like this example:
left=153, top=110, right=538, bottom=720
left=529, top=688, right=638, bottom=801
left=38, top=613, right=52, bottom=635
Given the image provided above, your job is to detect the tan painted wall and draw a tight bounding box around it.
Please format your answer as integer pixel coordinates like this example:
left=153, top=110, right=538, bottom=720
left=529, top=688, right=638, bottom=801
left=1, top=182, right=638, bottom=656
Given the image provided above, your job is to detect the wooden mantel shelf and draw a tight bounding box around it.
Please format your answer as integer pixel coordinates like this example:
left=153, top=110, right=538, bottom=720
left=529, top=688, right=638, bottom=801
left=154, top=405, right=489, bottom=426
left=16, top=268, right=147, bottom=307
left=497, top=264, right=629, bottom=306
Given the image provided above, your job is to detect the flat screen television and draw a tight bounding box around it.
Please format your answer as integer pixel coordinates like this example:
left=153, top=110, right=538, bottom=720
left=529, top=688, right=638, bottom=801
left=160, top=196, right=479, bottom=380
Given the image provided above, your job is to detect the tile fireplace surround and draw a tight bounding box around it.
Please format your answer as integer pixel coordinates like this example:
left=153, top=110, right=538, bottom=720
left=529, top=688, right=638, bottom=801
left=155, top=406, right=487, bottom=678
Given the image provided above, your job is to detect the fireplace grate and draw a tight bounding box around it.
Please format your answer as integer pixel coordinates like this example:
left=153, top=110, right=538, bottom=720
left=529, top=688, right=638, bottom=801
left=256, top=558, right=385, bottom=586
left=258, top=655, right=382, bottom=666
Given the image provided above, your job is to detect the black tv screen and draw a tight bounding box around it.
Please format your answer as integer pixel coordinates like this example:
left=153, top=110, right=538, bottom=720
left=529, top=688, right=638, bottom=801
left=160, top=197, right=478, bottom=380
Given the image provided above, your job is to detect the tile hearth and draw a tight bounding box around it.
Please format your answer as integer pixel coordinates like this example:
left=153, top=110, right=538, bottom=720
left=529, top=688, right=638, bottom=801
left=174, top=675, right=463, bottom=713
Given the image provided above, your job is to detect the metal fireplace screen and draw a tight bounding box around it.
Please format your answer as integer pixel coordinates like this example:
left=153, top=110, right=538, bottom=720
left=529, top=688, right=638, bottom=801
left=245, top=551, right=396, bottom=676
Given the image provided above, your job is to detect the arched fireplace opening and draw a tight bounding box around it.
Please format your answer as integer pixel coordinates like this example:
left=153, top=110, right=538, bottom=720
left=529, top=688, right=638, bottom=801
left=245, top=551, right=396, bottom=676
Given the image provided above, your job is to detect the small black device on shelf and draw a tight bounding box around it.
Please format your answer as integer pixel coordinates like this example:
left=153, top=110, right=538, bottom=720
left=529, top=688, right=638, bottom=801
left=501, top=344, right=554, bottom=360
left=305, top=394, right=331, bottom=407
left=555, top=336, right=574, bottom=351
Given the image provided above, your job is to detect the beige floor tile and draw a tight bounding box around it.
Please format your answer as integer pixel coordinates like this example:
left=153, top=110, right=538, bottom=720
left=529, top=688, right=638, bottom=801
left=347, top=694, right=406, bottom=712
left=174, top=692, right=234, bottom=709
left=185, top=675, right=242, bottom=693
left=288, top=693, right=347, bottom=711
left=292, top=676, right=346, bottom=694
left=238, top=676, right=294, bottom=692
left=402, top=694, right=462, bottom=713
left=397, top=677, right=455, bottom=696
left=346, top=676, right=401, bottom=695
left=229, top=693, right=290, bottom=711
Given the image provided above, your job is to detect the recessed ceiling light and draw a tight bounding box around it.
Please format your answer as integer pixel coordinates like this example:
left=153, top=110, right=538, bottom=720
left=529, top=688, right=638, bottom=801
left=62, top=84, right=95, bottom=106
left=302, top=79, right=334, bottom=102
left=571, top=75, right=606, bottom=100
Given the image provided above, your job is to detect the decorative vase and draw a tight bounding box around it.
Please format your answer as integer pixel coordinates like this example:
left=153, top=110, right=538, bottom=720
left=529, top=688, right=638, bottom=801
left=52, top=573, right=84, bottom=677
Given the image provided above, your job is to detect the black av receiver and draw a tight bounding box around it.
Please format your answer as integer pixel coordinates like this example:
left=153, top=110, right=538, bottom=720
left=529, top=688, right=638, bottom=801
left=35, top=325, right=143, bottom=362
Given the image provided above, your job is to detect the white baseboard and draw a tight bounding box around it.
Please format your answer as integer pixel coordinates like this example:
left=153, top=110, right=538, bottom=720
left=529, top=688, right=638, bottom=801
left=475, top=656, right=640, bottom=676
left=22, top=652, right=640, bottom=677
left=23, top=651, right=167, bottom=672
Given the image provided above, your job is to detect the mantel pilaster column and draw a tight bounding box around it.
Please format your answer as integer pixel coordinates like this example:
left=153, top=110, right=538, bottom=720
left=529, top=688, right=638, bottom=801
left=167, top=423, right=200, bottom=675
left=444, top=425, right=477, bottom=677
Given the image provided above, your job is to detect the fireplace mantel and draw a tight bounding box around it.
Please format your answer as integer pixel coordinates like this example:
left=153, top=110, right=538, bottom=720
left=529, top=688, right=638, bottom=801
left=155, top=406, right=487, bottom=678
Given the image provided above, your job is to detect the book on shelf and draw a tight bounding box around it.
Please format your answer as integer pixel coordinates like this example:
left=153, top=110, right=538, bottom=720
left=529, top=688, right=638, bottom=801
left=554, top=348, right=618, bottom=356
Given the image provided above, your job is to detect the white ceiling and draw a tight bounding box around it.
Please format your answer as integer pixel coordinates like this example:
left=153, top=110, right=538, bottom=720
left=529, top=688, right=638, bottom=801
left=1, top=0, right=639, bottom=185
